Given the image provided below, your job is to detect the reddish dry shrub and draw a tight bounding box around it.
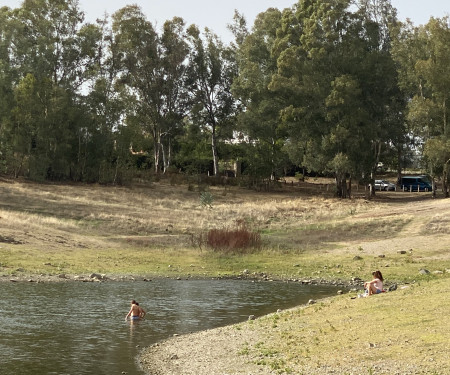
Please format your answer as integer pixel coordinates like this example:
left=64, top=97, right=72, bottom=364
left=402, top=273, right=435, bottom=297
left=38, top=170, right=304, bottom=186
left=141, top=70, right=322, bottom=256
left=207, top=226, right=261, bottom=253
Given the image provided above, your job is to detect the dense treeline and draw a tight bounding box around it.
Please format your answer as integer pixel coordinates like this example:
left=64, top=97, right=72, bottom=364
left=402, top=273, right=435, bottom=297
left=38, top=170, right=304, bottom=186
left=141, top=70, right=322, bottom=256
left=0, top=0, right=448, bottom=197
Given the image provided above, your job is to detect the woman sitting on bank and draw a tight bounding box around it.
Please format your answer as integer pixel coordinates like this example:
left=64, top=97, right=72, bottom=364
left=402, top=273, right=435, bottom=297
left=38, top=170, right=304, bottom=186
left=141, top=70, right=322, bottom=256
left=364, top=270, right=384, bottom=295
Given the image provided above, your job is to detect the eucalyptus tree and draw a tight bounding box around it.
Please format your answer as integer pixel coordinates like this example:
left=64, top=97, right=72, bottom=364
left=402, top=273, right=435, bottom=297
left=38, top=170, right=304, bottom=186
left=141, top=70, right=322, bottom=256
left=353, top=0, right=405, bottom=194
left=232, top=8, right=290, bottom=180
left=5, top=0, right=100, bottom=180
left=111, top=5, right=159, bottom=173
left=112, top=7, right=189, bottom=174
left=0, top=6, right=16, bottom=175
left=416, top=18, right=450, bottom=197
left=9, top=0, right=89, bottom=87
left=80, top=16, right=131, bottom=183
left=271, top=0, right=362, bottom=197
left=393, top=17, right=450, bottom=196
left=269, top=0, right=402, bottom=197
left=158, top=17, right=190, bottom=172
left=185, top=25, right=237, bottom=176
left=390, top=20, right=428, bottom=172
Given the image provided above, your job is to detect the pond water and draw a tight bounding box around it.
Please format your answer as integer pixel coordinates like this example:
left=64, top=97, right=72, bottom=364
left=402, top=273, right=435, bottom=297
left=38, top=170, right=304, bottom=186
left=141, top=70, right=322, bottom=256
left=0, top=279, right=341, bottom=375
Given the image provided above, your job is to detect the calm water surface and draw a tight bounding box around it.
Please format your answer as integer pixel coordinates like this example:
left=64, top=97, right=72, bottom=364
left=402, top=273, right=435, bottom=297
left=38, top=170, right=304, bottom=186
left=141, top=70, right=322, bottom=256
left=0, top=279, right=340, bottom=375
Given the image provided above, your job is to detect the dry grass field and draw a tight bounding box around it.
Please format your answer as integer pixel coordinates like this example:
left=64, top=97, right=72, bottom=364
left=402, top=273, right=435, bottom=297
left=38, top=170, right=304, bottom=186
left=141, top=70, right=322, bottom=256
left=0, top=177, right=449, bottom=282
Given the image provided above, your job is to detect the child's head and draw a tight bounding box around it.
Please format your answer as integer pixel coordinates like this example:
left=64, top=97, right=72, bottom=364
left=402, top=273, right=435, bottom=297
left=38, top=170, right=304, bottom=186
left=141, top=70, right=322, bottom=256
left=372, top=270, right=383, bottom=281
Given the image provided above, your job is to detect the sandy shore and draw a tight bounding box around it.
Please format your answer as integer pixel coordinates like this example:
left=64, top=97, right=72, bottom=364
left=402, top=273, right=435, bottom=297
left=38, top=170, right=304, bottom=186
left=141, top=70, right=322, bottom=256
left=139, top=319, right=270, bottom=375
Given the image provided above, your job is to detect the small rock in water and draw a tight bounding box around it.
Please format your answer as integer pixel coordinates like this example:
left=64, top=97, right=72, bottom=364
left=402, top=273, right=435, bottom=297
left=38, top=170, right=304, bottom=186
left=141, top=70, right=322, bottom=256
left=248, top=315, right=256, bottom=320
left=89, top=273, right=106, bottom=280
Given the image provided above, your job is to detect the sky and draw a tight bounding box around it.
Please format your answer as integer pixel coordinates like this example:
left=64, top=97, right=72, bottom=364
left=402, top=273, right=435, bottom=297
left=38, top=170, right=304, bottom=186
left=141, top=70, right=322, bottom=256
left=2, top=0, right=449, bottom=42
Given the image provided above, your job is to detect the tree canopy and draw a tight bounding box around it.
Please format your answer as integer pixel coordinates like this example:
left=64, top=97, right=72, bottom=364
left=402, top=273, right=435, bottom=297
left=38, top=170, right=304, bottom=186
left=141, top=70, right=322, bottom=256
left=0, top=0, right=448, bottom=197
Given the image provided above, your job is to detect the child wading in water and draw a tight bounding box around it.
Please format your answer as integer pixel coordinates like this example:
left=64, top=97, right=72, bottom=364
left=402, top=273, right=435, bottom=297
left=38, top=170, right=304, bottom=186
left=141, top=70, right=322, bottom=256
left=364, top=270, right=384, bottom=296
left=125, top=300, right=146, bottom=321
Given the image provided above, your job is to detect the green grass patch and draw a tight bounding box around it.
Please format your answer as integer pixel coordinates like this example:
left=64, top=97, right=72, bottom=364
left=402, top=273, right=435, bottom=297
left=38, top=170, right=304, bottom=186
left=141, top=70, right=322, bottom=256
left=243, top=277, right=450, bottom=374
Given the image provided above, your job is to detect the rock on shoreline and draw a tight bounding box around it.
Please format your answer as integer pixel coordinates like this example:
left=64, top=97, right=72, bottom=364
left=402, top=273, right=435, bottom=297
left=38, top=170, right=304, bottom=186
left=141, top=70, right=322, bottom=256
left=0, top=273, right=154, bottom=283
left=1, top=272, right=365, bottom=289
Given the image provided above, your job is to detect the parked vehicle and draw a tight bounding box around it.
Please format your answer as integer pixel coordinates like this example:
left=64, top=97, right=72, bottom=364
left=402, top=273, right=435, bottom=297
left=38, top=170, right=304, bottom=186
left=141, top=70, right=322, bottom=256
left=400, top=175, right=432, bottom=191
left=370, top=180, right=396, bottom=191
left=376, top=180, right=395, bottom=191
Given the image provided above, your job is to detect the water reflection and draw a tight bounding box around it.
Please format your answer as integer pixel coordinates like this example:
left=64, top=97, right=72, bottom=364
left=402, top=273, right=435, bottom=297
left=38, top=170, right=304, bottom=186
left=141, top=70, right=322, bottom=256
left=0, top=279, right=341, bottom=375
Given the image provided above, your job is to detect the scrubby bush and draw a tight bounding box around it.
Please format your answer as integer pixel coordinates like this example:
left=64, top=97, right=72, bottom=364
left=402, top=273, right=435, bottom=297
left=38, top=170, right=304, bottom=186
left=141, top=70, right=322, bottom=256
left=207, top=224, right=261, bottom=253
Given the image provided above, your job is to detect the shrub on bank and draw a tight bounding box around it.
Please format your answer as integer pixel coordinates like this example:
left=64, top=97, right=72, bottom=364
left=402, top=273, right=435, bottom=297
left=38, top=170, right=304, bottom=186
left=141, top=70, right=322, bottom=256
left=207, top=224, right=261, bottom=254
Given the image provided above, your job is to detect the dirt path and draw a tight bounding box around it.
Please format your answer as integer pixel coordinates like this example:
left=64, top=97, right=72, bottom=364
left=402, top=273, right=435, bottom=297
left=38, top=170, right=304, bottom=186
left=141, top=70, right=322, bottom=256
left=342, top=197, right=450, bottom=256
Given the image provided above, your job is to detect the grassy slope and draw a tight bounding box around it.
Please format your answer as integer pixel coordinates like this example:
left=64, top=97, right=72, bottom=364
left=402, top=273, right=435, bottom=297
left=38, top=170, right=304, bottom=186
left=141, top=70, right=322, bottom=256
left=0, top=180, right=448, bottom=282
left=242, top=277, right=450, bottom=374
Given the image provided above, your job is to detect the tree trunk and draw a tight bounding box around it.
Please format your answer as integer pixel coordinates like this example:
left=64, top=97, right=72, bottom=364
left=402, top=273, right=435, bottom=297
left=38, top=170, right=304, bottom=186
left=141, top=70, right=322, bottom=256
left=14, top=155, right=24, bottom=178
left=444, top=159, right=450, bottom=198
left=211, top=124, right=219, bottom=176
left=347, top=176, right=352, bottom=199
left=161, top=142, right=166, bottom=174
left=443, top=97, right=447, bottom=137
left=371, top=141, right=383, bottom=197
left=153, top=141, right=160, bottom=173
left=370, top=168, right=376, bottom=197
left=113, top=156, right=119, bottom=185
left=152, top=127, right=161, bottom=174
left=166, top=138, right=172, bottom=172
left=342, top=177, right=348, bottom=199
left=396, top=144, right=402, bottom=187
left=335, top=174, right=348, bottom=199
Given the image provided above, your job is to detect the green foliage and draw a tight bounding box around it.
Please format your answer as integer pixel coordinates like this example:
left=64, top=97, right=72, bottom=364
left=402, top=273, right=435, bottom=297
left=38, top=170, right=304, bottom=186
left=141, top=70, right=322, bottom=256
left=392, top=16, right=450, bottom=194
left=0, top=0, right=447, bottom=194
left=186, top=26, right=237, bottom=176
left=424, top=136, right=450, bottom=196
left=269, top=0, right=404, bottom=197
left=199, top=191, right=214, bottom=208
